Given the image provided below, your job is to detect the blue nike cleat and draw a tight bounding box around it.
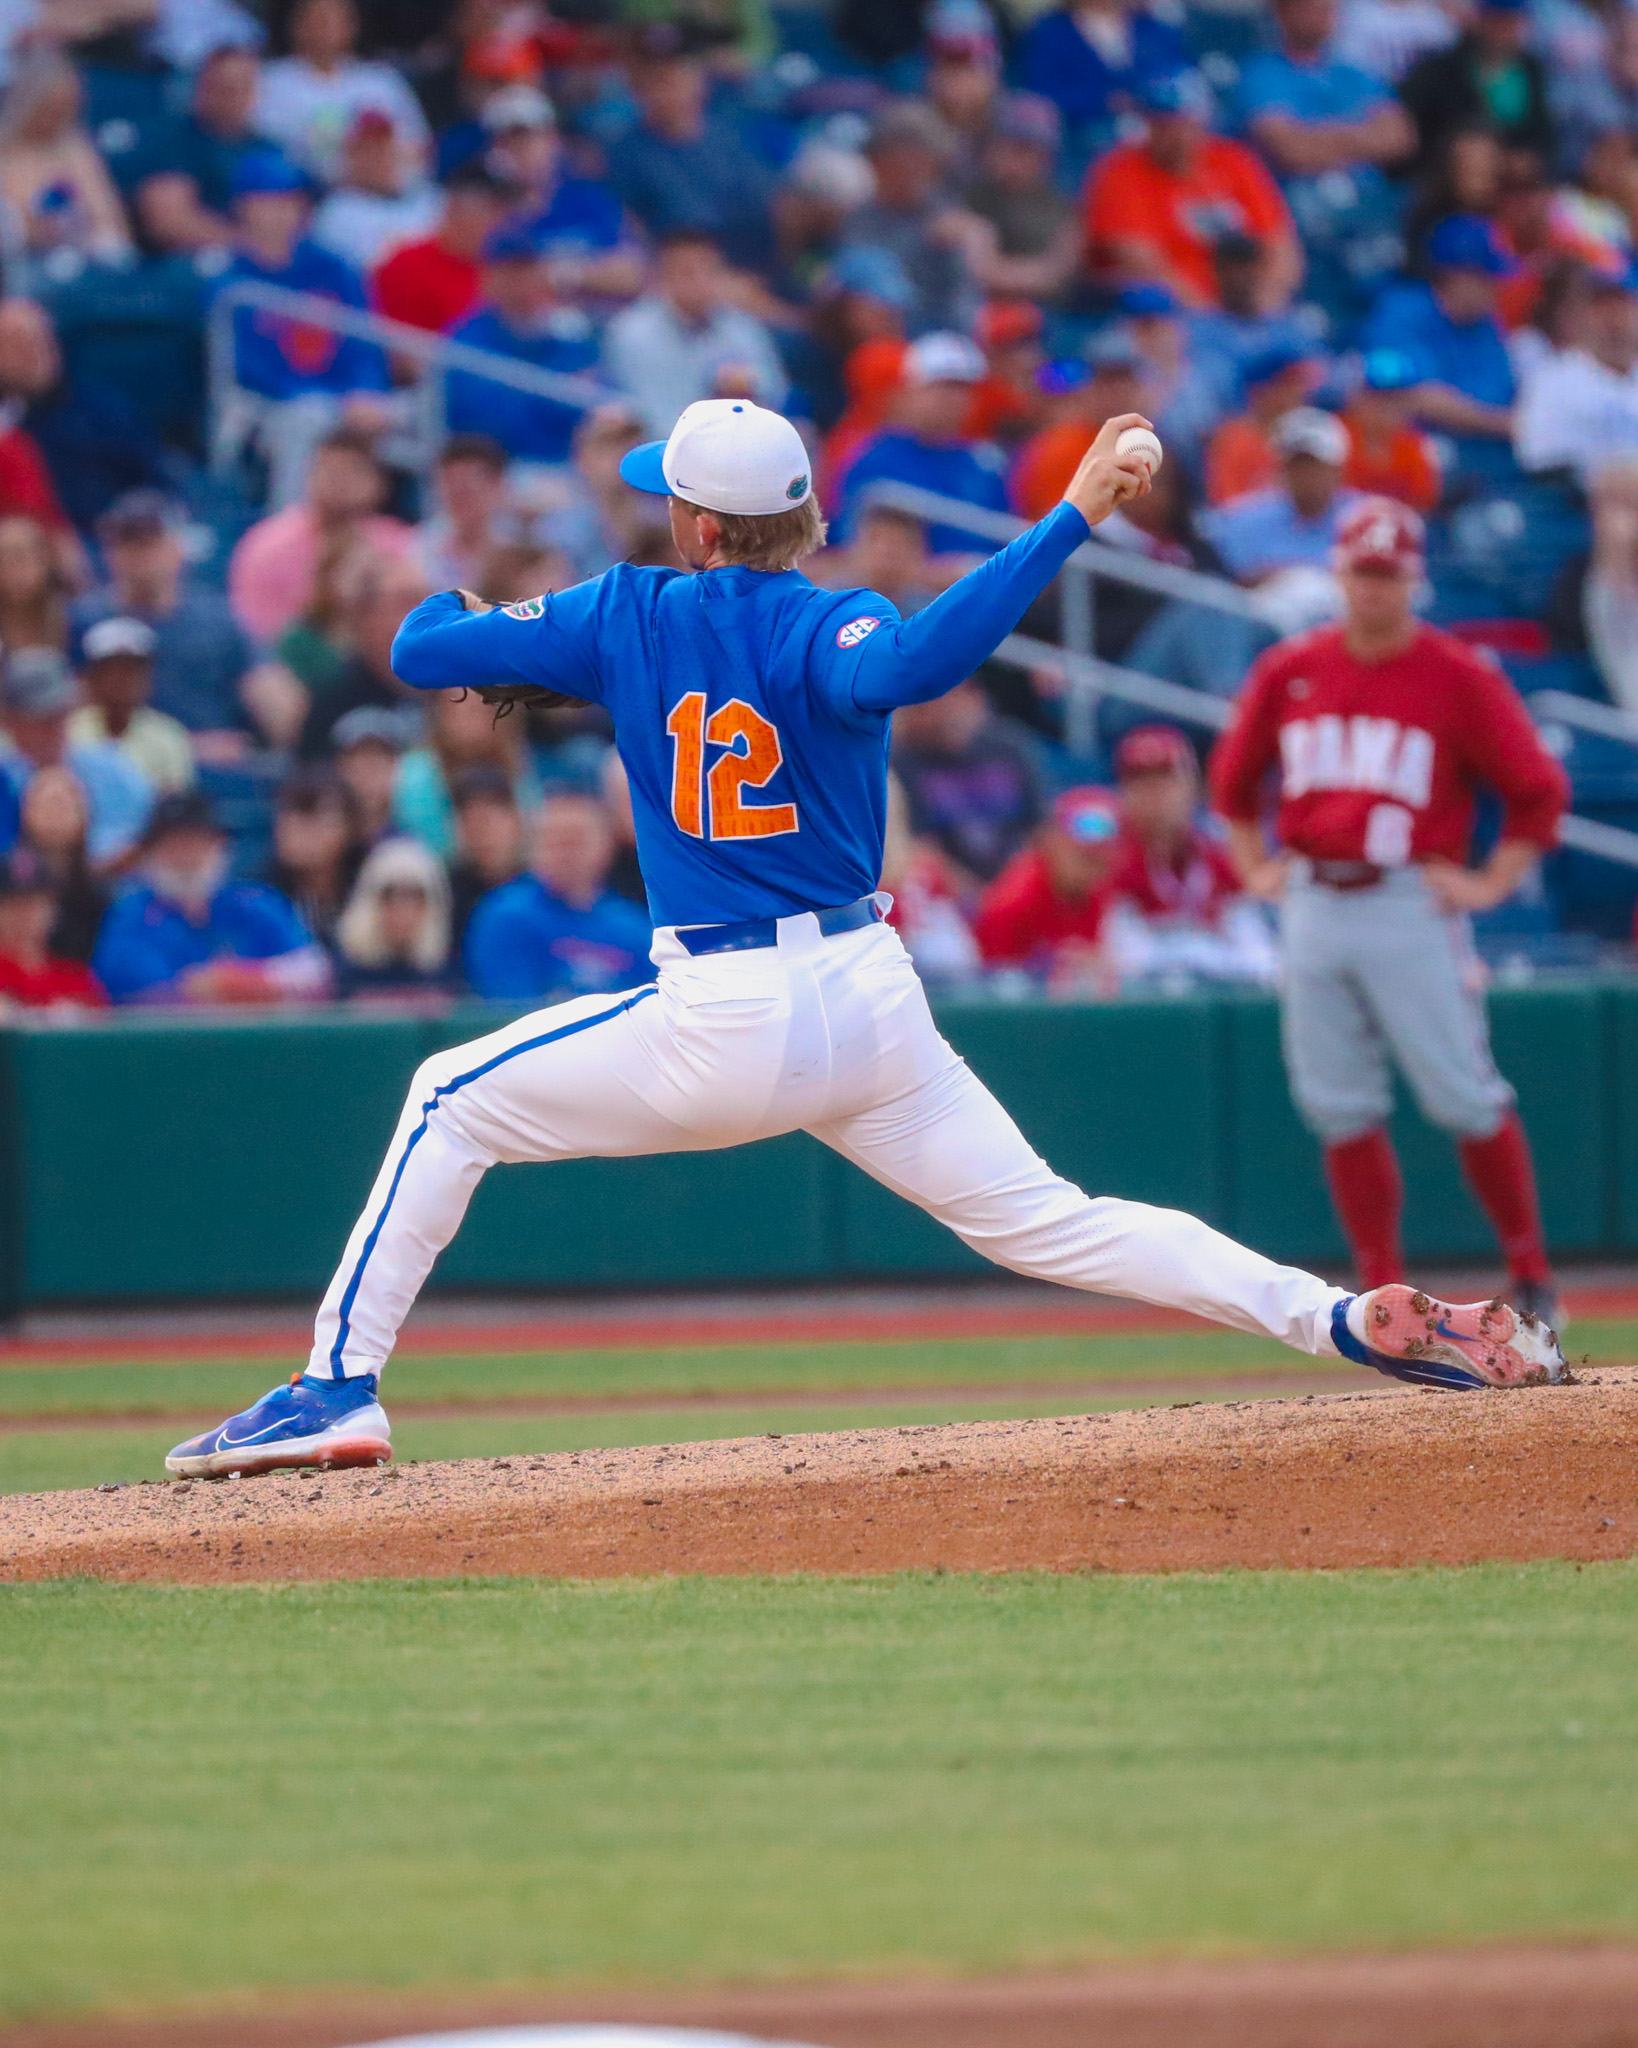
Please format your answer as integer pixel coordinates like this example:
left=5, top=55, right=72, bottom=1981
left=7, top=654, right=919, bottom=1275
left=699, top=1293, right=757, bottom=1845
left=1331, top=1285, right=1569, bottom=1392
left=165, top=1373, right=392, bottom=1477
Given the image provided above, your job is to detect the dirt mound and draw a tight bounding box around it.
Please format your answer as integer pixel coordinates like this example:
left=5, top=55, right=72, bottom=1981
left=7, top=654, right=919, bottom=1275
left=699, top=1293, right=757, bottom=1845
left=7, top=1945, right=1638, bottom=2048
left=3, top=1372, right=1636, bottom=1584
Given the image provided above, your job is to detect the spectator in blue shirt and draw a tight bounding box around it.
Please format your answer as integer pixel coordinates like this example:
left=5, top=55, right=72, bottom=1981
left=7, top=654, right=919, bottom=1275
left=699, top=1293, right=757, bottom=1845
left=213, top=148, right=393, bottom=507
left=1238, top=0, right=1415, bottom=182
left=1116, top=282, right=1226, bottom=475
left=480, top=85, right=644, bottom=308
left=94, top=790, right=330, bottom=1005
left=0, top=648, right=153, bottom=867
left=1236, top=0, right=1414, bottom=325
left=444, top=219, right=604, bottom=467
left=606, top=31, right=780, bottom=276
left=464, top=790, right=652, bottom=1003
left=1017, top=0, right=1188, bottom=138
left=835, top=330, right=1009, bottom=555
left=1187, top=231, right=1326, bottom=413
left=1201, top=405, right=1363, bottom=581
left=1360, top=212, right=1517, bottom=437
left=123, top=45, right=269, bottom=255
left=72, top=491, right=272, bottom=752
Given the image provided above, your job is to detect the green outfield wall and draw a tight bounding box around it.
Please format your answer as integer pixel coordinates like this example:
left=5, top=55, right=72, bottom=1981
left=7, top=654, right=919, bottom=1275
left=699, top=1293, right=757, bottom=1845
left=0, top=980, right=1627, bottom=1313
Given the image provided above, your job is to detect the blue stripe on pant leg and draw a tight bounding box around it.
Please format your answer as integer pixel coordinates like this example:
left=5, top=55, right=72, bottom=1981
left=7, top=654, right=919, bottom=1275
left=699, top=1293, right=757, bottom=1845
left=326, top=985, right=658, bottom=1377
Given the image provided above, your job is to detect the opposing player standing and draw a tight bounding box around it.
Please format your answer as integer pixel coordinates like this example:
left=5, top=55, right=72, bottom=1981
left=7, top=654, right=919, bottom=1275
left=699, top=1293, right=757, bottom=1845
left=170, top=422, right=1567, bottom=1478
left=1209, top=497, right=1570, bottom=1323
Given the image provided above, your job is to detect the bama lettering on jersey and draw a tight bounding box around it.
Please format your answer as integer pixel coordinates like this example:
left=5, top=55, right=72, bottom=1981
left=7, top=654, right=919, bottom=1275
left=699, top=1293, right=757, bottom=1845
left=1278, top=713, right=1434, bottom=808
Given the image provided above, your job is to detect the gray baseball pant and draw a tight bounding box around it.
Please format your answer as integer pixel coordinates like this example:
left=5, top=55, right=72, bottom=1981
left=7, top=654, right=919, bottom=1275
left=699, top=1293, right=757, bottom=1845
left=1278, top=867, right=1514, bottom=1142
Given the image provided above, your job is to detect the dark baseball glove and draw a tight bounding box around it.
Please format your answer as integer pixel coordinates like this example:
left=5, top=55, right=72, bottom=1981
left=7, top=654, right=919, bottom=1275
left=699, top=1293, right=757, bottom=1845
left=451, top=589, right=582, bottom=716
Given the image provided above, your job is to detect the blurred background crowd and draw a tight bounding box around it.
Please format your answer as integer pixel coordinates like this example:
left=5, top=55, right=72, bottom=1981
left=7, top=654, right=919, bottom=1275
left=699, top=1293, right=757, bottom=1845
left=1, top=0, right=1637, bottom=1015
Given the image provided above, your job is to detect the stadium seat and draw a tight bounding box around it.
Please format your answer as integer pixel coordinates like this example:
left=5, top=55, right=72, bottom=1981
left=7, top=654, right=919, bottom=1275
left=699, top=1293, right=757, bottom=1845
left=198, top=758, right=284, bottom=882
left=37, top=257, right=209, bottom=450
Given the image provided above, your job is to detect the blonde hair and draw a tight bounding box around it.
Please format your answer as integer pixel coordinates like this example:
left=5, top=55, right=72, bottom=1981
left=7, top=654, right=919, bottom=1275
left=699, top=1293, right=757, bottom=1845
left=335, top=837, right=450, bottom=973
left=674, top=495, right=828, bottom=572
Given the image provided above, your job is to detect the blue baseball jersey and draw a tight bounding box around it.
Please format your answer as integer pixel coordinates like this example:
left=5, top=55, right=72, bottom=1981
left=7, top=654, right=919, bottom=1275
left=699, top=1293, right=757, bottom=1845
left=391, top=501, right=1091, bottom=928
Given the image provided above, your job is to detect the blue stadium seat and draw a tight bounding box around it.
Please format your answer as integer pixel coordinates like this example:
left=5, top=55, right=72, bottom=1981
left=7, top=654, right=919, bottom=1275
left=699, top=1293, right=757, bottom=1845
left=37, top=256, right=209, bottom=449
left=1544, top=810, right=1638, bottom=939
left=198, top=758, right=283, bottom=881
left=1424, top=477, right=1590, bottom=622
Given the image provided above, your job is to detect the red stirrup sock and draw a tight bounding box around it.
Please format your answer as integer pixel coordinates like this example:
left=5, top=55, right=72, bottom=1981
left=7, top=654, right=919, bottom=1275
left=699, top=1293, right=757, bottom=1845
left=1323, top=1128, right=1404, bottom=1289
left=1458, top=1113, right=1551, bottom=1285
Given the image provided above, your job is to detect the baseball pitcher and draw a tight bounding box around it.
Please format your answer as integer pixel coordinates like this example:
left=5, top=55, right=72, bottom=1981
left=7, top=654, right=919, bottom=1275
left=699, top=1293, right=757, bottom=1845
left=169, top=418, right=1566, bottom=1477
left=1210, top=496, right=1570, bottom=1323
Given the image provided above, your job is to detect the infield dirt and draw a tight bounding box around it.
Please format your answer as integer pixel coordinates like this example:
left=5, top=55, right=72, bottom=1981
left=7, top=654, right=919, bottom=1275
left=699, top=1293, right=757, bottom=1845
left=4, top=1368, right=1635, bottom=1582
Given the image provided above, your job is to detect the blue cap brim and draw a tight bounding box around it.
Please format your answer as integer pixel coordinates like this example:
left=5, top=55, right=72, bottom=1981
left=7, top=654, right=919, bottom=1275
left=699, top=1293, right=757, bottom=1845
left=619, top=441, right=670, bottom=496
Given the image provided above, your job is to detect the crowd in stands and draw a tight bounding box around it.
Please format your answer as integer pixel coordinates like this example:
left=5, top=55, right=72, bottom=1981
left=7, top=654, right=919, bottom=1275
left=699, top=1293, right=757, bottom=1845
left=5, top=0, right=1638, bottom=1015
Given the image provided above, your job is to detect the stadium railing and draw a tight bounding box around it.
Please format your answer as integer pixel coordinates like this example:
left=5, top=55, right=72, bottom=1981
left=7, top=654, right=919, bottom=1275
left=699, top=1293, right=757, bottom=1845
left=880, top=482, right=1638, bottom=877
left=199, top=306, right=1638, bottom=881
left=205, top=280, right=612, bottom=475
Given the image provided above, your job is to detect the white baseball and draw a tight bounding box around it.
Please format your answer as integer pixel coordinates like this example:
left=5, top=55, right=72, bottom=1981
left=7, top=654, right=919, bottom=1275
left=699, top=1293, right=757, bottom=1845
left=1115, top=426, right=1164, bottom=476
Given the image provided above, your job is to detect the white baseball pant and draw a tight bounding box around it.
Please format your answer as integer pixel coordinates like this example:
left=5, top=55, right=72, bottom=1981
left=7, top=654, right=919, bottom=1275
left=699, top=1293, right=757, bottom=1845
left=309, top=911, right=1348, bottom=1379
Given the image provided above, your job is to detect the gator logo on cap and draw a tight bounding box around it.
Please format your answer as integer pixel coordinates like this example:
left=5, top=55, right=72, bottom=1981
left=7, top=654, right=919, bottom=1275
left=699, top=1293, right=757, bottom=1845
left=835, top=615, right=881, bottom=649
left=787, top=473, right=809, bottom=501
left=501, top=596, right=546, bottom=620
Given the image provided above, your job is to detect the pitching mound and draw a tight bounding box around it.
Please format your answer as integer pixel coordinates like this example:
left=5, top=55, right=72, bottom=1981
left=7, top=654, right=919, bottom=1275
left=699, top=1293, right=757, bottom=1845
left=7, top=1946, right=1638, bottom=2048
left=3, top=1370, right=1635, bottom=1584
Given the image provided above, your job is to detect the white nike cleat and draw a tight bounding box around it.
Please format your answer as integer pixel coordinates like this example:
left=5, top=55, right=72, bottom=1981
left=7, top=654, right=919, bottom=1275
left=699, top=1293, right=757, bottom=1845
left=1332, top=1285, right=1569, bottom=1391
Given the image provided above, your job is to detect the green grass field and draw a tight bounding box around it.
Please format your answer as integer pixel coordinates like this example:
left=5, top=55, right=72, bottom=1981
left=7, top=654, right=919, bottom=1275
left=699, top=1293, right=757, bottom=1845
left=3, top=1564, right=1636, bottom=2021
left=3, top=1318, right=1633, bottom=1499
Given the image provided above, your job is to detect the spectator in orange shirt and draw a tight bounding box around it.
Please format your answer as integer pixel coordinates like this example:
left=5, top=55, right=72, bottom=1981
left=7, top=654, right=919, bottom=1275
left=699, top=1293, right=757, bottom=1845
left=1341, top=349, right=1442, bottom=513
left=1082, top=69, right=1300, bottom=309
left=974, top=785, right=1122, bottom=993
left=1010, top=327, right=1149, bottom=519
left=1204, top=343, right=1320, bottom=505
left=1493, top=154, right=1617, bottom=333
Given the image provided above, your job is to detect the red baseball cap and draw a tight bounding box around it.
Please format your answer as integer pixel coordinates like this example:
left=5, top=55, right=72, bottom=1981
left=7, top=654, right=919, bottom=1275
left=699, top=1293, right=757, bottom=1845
left=975, top=298, right=1042, bottom=351
left=1115, top=724, right=1193, bottom=777
left=1334, top=495, right=1425, bottom=575
left=1053, top=787, right=1122, bottom=846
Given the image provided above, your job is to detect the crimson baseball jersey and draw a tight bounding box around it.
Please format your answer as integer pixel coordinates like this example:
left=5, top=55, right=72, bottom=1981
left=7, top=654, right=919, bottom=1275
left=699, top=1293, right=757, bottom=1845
left=973, top=848, right=1110, bottom=965
left=1107, top=829, right=1244, bottom=927
left=1208, top=623, right=1568, bottom=866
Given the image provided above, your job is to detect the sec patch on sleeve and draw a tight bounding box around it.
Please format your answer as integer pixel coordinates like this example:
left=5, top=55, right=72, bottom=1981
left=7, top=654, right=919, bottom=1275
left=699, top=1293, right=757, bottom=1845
left=836, top=615, right=882, bottom=649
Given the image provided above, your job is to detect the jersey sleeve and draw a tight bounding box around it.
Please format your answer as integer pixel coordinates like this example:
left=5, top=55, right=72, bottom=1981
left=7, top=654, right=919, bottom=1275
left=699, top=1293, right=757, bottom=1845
left=1457, top=654, right=1569, bottom=848
left=815, top=501, right=1093, bottom=719
left=1207, top=646, right=1286, bottom=821
left=391, top=583, right=606, bottom=703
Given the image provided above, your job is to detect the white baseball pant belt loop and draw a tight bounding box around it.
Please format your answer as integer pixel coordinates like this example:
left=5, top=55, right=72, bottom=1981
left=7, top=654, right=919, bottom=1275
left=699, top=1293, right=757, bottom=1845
left=309, top=914, right=1349, bottom=1382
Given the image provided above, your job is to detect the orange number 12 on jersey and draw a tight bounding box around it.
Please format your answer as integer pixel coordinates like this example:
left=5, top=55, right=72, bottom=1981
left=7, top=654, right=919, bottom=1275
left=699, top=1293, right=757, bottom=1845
left=666, top=693, right=799, bottom=841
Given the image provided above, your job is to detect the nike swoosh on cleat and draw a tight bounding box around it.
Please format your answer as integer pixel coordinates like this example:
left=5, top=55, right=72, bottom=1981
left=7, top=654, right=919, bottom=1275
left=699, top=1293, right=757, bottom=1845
left=1433, top=1320, right=1474, bottom=1343
left=219, top=1415, right=307, bottom=1448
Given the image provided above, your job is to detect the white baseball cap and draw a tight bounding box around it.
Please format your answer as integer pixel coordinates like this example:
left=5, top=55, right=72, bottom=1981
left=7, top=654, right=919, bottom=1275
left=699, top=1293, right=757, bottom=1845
left=620, top=399, right=814, bottom=515
left=1272, top=405, right=1348, bottom=466
left=482, top=84, right=556, bottom=133
left=903, top=330, right=985, bottom=384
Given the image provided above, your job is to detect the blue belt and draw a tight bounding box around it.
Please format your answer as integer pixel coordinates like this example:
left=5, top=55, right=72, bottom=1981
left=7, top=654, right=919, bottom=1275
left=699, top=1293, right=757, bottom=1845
left=676, top=895, right=882, bottom=957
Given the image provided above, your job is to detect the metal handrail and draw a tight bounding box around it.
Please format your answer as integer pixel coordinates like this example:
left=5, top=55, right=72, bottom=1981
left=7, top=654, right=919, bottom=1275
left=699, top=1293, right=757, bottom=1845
left=1529, top=691, right=1638, bottom=746
left=206, top=280, right=614, bottom=472
left=195, top=308, right=1638, bottom=876
left=997, top=631, right=1234, bottom=731
left=1560, top=815, right=1638, bottom=867
left=996, top=638, right=1638, bottom=871
left=864, top=480, right=1263, bottom=618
